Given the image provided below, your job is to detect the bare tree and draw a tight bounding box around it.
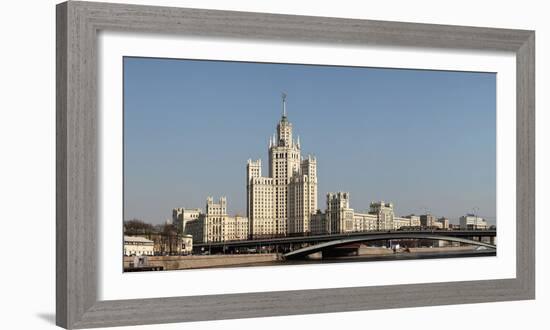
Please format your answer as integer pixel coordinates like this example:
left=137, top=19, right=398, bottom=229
left=124, top=219, right=156, bottom=237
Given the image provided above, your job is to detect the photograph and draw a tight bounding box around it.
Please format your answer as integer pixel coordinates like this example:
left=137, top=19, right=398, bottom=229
left=2, top=0, right=543, bottom=329
left=122, top=57, right=497, bottom=272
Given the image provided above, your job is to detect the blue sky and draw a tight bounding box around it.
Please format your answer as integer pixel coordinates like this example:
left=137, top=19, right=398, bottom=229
left=123, top=57, right=496, bottom=225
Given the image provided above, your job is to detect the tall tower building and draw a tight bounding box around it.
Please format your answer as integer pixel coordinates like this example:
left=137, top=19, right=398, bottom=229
left=247, top=94, right=318, bottom=238
left=288, top=155, right=318, bottom=234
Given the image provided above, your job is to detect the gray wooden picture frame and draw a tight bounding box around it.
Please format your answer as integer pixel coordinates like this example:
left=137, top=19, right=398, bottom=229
left=56, top=1, right=535, bottom=328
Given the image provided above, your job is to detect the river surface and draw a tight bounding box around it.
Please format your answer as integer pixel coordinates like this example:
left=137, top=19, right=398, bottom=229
left=215, top=249, right=496, bottom=268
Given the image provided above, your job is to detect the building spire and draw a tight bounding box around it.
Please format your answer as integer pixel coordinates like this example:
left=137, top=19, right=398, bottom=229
left=282, top=92, right=287, bottom=118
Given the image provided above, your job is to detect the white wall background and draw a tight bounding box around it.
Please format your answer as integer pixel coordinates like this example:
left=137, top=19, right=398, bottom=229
left=0, top=0, right=547, bottom=329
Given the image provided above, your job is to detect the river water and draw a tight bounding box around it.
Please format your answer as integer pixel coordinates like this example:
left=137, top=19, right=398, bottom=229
left=215, top=249, right=496, bottom=268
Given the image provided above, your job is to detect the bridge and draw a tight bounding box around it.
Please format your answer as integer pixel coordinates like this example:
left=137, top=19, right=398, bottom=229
left=193, top=229, right=496, bottom=253
left=283, top=233, right=496, bottom=260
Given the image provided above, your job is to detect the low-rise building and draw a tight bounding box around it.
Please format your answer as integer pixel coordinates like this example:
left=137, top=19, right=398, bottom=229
left=124, top=235, right=154, bottom=256
left=321, top=194, right=401, bottom=234
left=180, top=234, right=193, bottom=255
left=403, top=214, right=421, bottom=227
left=448, top=223, right=461, bottom=230
left=437, top=217, right=450, bottom=229
left=420, top=214, right=437, bottom=227
left=353, top=212, right=378, bottom=232
left=459, top=214, right=488, bottom=230
left=184, top=197, right=249, bottom=243
left=393, top=216, right=412, bottom=230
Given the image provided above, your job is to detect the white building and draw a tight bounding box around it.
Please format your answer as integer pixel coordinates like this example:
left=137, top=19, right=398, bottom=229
left=369, top=201, right=395, bottom=230
left=393, top=216, right=412, bottom=230
left=172, top=207, right=201, bottom=234
left=313, top=193, right=408, bottom=234
left=404, top=215, right=421, bottom=227
left=353, top=212, right=378, bottom=232
left=184, top=197, right=249, bottom=243
left=420, top=214, right=437, bottom=227
left=326, top=192, right=354, bottom=233
left=459, top=214, right=488, bottom=230
left=437, top=217, right=450, bottom=229
left=180, top=234, right=193, bottom=255
left=124, top=236, right=154, bottom=256
left=247, top=94, right=318, bottom=238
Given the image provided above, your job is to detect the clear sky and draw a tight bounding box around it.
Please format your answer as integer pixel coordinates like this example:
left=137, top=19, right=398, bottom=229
left=123, top=57, right=496, bottom=225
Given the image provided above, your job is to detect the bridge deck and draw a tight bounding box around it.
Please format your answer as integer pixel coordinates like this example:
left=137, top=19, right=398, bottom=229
left=282, top=233, right=496, bottom=259
left=193, top=230, right=496, bottom=248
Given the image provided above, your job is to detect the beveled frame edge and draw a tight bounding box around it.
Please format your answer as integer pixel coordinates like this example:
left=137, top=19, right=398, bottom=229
left=56, top=1, right=535, bottom=328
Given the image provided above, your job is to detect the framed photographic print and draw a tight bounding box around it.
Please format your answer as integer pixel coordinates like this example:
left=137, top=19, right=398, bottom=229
left=56, top=1, right=535, bottom=328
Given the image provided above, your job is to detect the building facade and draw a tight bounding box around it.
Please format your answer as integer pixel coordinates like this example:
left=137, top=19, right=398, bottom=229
left=124, top=236, right=154, bottom=256
left=369, top=201, right=395, bottom=230
left=420, top=214, right=437, bottom=227
left=172, top=207, right=202, bottom=235
left=437, top=217, right=450, bottom=229
left=353, top=212, right=378, bottom=232
left=309, top=210, right=327, bottom=235
left=404, top=215, right=421, bottom=227
left=180, top=235, right=193, bottom=255
left=247, top=94, right=318, bottom=238
left=309, top=193, right=415, bottom=234
left=184, top=197, right=249, bottom=243
left=459, top=214, right=488, bottom=230
left=393, top=216, right=412, bottom=230
left=326, top=192, right=354, bottom=234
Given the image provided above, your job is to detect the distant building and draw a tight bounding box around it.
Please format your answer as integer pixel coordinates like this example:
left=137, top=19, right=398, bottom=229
left=183, top=218, right=204, bottom=244
left=420, top=214, right=437, bottom=227
left=172, top=207, right=202, bottom=235
left=437, top=217, right=450, bottom=229
left=393, top=216, right=412, bottom=230
left=403, top=214, right=421, bottom=227
left=353, top=212, right=378, bottom=232
left=459, top=214, right=488, bottom=230
left=313, top=194, right=409, bottom=234
left=326, top=192, right=354, bottom=233
left=184, top=197, right=249, bottom=243
left=309, top=210, right=327, bottom=235
left=369, top=201, right=395, bottom=230
left=247, top=95, right=317, bottom=238
left=124, top=236, right=154, bottom=256
left=448, top=223, right=461, bottom=230
left=180, top=234, right=193, bottom=255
